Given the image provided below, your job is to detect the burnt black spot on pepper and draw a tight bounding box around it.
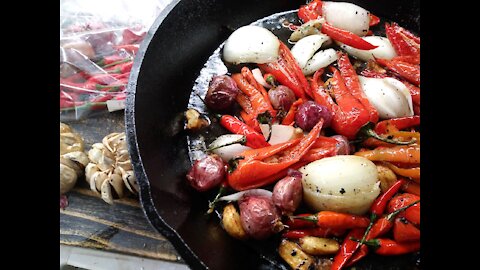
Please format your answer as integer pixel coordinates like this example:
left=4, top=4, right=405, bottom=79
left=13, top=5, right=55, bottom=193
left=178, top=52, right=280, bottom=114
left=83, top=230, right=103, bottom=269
left=387, top=135, right=394, bottom=139
left=340, top=188, right=346, bottom=194
left=291, top=249, right=297, bottom=256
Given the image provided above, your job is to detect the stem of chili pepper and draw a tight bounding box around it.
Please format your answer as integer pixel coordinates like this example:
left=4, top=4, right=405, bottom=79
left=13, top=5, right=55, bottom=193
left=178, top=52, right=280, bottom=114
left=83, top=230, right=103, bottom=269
left=206, top=136, right=247, bottom=152
left=357, top=122, right=416, bottom=145
left=263, top=73, right=276, bottom=86
left=206, top=181, right=229, bottom=215
left=352, top=238, right=420, bottom=255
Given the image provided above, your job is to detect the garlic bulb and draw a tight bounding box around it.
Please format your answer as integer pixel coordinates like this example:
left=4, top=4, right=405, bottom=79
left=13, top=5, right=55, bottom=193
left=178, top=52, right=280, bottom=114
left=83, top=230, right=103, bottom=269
left=60, top=123, right=88, bottom=195
left=85, top=132, right=138, bottom=204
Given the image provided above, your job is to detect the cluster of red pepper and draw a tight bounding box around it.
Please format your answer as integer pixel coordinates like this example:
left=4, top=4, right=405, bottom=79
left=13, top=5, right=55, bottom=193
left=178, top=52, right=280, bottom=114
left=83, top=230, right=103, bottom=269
left=60, top=28, right=145, bottom=115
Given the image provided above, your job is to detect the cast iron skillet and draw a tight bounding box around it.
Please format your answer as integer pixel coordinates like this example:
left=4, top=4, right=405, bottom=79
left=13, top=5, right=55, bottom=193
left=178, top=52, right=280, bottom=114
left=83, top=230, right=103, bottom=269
left=125, top=0, right=420, bottom=269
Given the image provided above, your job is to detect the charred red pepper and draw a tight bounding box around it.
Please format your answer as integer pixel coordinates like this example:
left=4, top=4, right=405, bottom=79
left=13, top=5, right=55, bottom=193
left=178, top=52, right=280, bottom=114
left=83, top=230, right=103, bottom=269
left=219, top=115, right=269, bottom=149
left=227, top=119, right=323, bottom=190
left=375, top=58, right=420, bottom=86
left=311, top=53, right=379, bottom=140
left=374, top=115, right=420, bottom=134
left=281, top=98, right=303, bottom=125
left=297, top=0, right=323, bottom=23
left=321, top=23, right=378, bottom=50
left=258, top=42, right=312, bottom=99
left=385, top=22, right=420, bottom=61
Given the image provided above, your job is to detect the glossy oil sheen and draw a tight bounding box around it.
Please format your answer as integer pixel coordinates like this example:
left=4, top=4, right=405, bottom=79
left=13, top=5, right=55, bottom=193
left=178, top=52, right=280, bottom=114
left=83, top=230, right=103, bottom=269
left=125, top=0, right=420, bottom=269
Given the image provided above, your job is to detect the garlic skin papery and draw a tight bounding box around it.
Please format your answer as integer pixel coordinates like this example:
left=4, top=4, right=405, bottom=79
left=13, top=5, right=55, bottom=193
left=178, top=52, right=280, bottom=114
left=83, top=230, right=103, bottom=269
left=85, top=132, right=138, bottom=204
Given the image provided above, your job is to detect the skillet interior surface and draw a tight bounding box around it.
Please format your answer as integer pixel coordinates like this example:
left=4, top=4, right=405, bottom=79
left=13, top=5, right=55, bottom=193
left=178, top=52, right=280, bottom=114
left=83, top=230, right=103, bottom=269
left=125, top=0, right=420, bottom=269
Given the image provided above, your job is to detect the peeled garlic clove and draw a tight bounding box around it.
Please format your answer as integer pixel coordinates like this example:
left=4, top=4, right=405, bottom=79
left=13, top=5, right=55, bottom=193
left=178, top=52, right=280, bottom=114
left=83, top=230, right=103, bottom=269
left=60, top=163, right=78, bottom=195
left=88, top=143, right=115, bottom=171
left=100, top=180, right=114, bottom=205
left=91, top=171, right=109, bottom=193
left=116, top=149, right=130, bottom=163
left=116, top=159, right=133, bottom=171
left=122, top=169, right=138, bottom=194
left=62, top=151, right=89, bottom=168
left=85, top=163, right=100, bottom=183
left=109, top=173, right=125, bottom=198
left=102, top=132, right=123, bottom=153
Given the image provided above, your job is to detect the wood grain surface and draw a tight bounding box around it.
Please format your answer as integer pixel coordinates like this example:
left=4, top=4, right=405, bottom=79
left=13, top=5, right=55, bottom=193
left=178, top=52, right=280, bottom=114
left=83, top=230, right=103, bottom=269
left=60, top=112, right=183, bottom=263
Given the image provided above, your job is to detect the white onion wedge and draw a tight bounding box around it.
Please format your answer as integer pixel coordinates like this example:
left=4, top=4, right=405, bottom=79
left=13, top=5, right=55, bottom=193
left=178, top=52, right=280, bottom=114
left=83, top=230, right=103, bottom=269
left=338, top=36, right=397, bottom=62
left=208, top=134, right=252, bottom=162
left=252, top=68, right=271, bottom=88
left=291, top=34, right=331, bottom=69
left=223, top=25, right=280, bottom=64
left=260, top=124, right=302, bottom=145
left=302, top=48, right=338, bottom=75
left=358, top=76, right=414, bottom=119
left=322, top=1, right=370, bottom=37
left=218, top=189, right=273, bottom=201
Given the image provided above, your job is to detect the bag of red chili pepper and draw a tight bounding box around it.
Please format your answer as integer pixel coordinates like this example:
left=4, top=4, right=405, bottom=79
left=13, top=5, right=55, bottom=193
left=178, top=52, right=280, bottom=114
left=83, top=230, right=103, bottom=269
left=60, top=0, right=170, bottom=120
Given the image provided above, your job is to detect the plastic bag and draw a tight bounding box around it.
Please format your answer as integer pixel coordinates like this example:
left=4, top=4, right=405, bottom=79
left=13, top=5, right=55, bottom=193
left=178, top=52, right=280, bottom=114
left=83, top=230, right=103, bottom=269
left=60, top=0, right=171, bottom=121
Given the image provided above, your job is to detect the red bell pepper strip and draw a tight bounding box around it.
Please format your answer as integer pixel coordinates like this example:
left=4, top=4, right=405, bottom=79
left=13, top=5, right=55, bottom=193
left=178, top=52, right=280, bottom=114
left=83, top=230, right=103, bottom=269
left=258, top=42, right=312, bottom=99
left=219, top=115, right=270, bottom=149
left=321, top=22, right=378, bottom=50
left=369, top=13, right=381, bottom=27
left=331, top=228, right=365, bottom=270
left=281, top=98, right=304, bottom=125
left=385, top=22, right=420, bottom=60
left=375, top=58, right=420, bottom=86
left=297, top=0, right=323, bottom=23
left=393, top=217, right=420, bottom=242
left=292, top=211, right=370, bottom=230
left=227, top=119, right=323, bottom=190
left=374, top=115, right=420, bottom=134
left=311, top=53, right=378, bottom=140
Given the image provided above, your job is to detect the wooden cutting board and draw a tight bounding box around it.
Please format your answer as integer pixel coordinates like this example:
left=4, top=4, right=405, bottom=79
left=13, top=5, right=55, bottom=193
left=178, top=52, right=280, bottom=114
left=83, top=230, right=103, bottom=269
left=60, top=111, right=183, bottom=263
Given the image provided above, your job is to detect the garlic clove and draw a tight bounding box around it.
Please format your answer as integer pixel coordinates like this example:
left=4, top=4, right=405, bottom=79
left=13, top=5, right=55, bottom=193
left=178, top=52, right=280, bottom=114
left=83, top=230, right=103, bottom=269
left=60, top=122, right=72, bottom=134
left=60, top=132, right=84, bottom=155
left=60, top=163, right=78, bottom=195
left=100, top=179, right=114, bottom=205
left=85, top=163, right=100, bottom=183
left=91, top=171, right=109, bottom=193
left=60, top=156, right=83, bottom=176
left=109, top=173, right=125, bottom=198
left=62, top=151, right=89, bottom=168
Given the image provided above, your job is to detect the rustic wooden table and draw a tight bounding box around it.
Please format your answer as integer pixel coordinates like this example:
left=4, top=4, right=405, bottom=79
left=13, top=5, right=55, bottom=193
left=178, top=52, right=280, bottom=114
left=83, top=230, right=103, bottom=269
left=60, top=111, right=187, bottom=268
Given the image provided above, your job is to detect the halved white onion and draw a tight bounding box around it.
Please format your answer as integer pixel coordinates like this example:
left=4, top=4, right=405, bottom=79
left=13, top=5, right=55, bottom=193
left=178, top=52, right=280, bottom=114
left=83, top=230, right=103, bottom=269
left=223, top=25, right=280, bottom=64
left=299, top=155, right=380, bottom=215
left=338, top=36, right=397, bottom=62
left=322, top=1, right=370, bottom=37
left=358, top=76, right=414, bottom=119
left=208, top=134, right=252, bottom=162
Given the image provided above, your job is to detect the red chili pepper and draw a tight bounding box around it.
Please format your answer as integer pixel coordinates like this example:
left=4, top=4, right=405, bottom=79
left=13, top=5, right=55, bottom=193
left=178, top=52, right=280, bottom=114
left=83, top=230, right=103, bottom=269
left=311, top=53, right=378, bottom=140
left=393, top=217, right=420, bottom=242
left=401, top=180, right=420, bottom=196
left=300, top=136, right=339, bottom=162
left=282, top=227, right=346, bottom=239
left=370, top=179, right=406, bottom=216
left=284, top=213, right=317, bottom=229
left=321, top=22, right=378, bottom=50
left=293, top=211, right=370, bottom=230
left=370, top=238, right=420, bottom=255
left=258, top=42, right=312, bottom=99
left=297, top=0, right=323, bottom=23
left=106, top=61, right=133, bottom=74
left=374, top=115, right=420, bottom=134
left=219, top=115, right=270, bottom=149
left=331, top=228, right=365, bottom=270
left=281, top=98, right=303, bottom=125
left=227, top=119, right=323, bottom=190
left=375, top=58, right=420, bottom=86
left=369, top=13, right=381, bottom=27
left=387, top=193, right=420, bottom=226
